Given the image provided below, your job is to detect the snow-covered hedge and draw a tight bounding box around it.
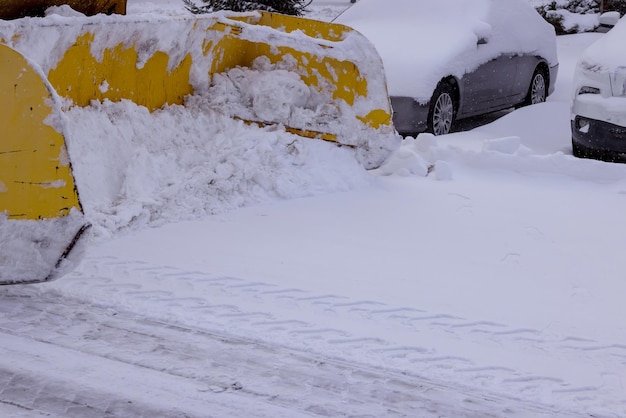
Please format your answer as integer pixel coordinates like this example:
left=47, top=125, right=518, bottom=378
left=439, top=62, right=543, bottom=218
left=533, top=0, right=600, bottom=34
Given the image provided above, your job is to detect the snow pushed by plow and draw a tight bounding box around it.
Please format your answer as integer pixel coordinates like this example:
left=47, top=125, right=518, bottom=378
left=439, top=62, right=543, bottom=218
left=66, top=97, right=373, bottom=238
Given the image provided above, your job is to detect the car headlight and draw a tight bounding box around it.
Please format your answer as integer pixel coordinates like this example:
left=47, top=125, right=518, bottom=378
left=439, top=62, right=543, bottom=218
left=578, top=86, right=600, bottom=95
left=575, top=116, right=591, bottom=134
left=610, top=69, right=626, bottom=97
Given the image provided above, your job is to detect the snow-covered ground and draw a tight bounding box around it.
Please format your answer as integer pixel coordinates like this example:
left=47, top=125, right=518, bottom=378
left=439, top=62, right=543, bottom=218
left=2, top=1, right=625, bottom=417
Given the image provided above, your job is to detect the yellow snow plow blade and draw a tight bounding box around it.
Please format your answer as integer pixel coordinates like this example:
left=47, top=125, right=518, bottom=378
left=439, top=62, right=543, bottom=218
left=0, top=10, right=395, bottom=283
left=0, top=10, right=395, bottom=162
left=0, top=43, right=90, bottom=285
left=0, top=0, right=126, bottom=20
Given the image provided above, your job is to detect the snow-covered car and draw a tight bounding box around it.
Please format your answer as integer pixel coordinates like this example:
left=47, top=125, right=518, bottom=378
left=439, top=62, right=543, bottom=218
left=571, top=15, right=626, bottom=162
left=336, top=0, right=559, bottom=136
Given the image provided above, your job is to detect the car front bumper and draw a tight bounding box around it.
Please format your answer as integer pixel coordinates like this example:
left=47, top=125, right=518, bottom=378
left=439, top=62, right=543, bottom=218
left=572, top=116, right=626, bottom=161
left=549, top=63, right=559, bottom=96
left=571, top=91, right=626, bottom=161
left=390, top=96, right=429, bottom=137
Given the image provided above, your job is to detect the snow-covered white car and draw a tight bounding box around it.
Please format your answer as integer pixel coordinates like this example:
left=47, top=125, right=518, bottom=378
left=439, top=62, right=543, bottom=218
left=571, top=15, right=626, bottom=161
left=336, top=0, right=559, bottom=136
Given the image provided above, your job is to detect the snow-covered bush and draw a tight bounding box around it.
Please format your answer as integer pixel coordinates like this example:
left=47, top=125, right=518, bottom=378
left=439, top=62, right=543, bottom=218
left=183, top=0, right=311, bottom=15
left=534, top=0, right=600, bottom=34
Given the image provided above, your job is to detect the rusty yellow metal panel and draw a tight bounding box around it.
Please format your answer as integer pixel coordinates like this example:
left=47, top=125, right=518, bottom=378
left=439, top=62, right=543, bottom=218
left=0, top=43, right=81, bottom=220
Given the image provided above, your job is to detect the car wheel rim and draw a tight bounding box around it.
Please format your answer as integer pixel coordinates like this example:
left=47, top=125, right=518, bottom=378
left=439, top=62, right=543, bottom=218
left=531, top=73, right=546, bottom=104
left=433, top=93, right=453, bottom=135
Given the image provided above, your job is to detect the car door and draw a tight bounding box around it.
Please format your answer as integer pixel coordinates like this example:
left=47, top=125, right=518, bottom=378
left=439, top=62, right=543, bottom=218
left=460, top=53, right=519, bottom=117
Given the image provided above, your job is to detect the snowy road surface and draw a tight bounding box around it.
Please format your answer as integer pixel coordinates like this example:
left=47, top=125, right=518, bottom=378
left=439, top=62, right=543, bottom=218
left=0, top=281, right=587, bottom=417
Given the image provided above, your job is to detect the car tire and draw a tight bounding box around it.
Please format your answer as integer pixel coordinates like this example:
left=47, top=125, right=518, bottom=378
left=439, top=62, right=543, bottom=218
left=523, top=67, right=547, bottom=106
left=428, top=81, right=456, bottom=136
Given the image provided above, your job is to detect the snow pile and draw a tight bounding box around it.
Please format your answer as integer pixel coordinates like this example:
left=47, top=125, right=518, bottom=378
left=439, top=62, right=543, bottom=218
left=205, top=55, right=399, bottom=168
left=208, top=56, right=341, bottom=130
left=66, top=97, right=373, bottom=239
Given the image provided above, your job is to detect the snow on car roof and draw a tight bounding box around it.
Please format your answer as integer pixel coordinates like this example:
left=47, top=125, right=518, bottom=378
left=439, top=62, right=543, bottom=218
left=336, top=0, right=557, bottom=102
left=578, top=16, right=626, bottom=73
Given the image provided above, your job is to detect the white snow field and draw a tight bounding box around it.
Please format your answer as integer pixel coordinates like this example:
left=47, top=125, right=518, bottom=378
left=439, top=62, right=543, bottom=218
left=1, top=1, right=625, bottom=417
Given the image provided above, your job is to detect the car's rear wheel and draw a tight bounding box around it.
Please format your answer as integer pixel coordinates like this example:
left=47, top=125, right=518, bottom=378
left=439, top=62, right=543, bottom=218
left=428, top=82, right=456, bottom=135
left=524, top=68, right=547, bottom=106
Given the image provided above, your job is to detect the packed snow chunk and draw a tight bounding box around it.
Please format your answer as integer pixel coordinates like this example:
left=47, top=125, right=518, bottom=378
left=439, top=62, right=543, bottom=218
left=433, top=160, right=453, bottom=181
left=375, top=145, right=429, bottom=177
left=414, top=133, right=438, bottom=161
left=249, top=71, right=310, bottom=123
left=203, top=56, right=399, bottom=170
left=206, top=56, right=333, bottom=129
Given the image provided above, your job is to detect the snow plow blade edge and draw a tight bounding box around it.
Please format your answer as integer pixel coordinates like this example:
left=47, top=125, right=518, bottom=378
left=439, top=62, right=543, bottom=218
left=0, top=43, right=90, bottom=285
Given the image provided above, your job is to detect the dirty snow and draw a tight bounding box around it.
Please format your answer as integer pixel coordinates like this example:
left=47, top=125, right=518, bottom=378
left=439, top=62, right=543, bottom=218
left=2, top=1, right=626, bottom=418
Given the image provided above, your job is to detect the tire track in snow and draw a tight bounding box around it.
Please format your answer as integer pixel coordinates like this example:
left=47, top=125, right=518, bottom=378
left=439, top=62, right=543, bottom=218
left=0, top=288, right=567, bottom=418
left=46, top=255, right=626, bottom=416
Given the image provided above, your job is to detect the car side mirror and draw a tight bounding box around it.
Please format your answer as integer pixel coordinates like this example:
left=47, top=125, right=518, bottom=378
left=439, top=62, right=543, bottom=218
left=598, top=11, right=620, bottom=32
left=474, top=21, right=492, bottom=46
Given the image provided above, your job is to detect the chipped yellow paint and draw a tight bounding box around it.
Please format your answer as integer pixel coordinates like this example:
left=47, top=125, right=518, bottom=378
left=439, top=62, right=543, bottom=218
left=357, top=109, right=393, bottom=129
left=48, top=33, right=193, bottom=111
left=0, top=44, right=81, bottom=220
